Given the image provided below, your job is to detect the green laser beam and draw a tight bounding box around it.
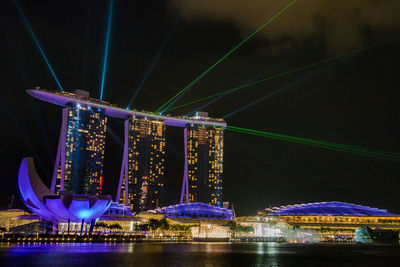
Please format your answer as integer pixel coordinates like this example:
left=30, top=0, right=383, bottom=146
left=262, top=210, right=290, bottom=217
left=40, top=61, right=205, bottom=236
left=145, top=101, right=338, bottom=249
left=196, top=122, right=399, bottom=159
left=228, top=128, right=374, bottom=156
left=228, top=128, right=399, bottom=161
left=228, top=128, right=395, bottom=161
left=154, top=0, right=297, bottom=114
left=165, top=36, right=400, bottom=113
left=226, top=126, right=400, bottom=161
left=227, top=126, right=399, bottom=157
left=227, top=125, right=397, bottom=157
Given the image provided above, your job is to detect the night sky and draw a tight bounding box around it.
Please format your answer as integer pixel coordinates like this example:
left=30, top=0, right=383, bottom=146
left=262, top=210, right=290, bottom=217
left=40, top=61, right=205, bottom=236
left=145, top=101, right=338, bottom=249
left=1, top=0, right=399, bottom=215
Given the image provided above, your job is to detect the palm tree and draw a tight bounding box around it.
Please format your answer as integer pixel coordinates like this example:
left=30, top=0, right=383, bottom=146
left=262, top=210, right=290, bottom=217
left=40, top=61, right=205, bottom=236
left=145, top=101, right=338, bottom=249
left=110, top=223, right=123, bottom=230
left=148, top=219, right=160, bottom=237
left=226, top=221, right=237, bottom=238
left=94, top=222, right=108, bottom=229
left=159, top=218, right=170, bottom=235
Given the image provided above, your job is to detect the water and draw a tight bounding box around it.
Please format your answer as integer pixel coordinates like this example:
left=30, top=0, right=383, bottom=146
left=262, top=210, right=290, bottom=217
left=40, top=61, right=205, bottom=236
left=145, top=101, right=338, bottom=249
left=0, top=242, right=399, bottom=266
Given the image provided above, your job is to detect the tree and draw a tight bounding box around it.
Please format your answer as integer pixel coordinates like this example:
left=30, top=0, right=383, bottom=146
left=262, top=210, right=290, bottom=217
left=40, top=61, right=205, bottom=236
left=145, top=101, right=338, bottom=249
left=243, top=226, right=254, bottom=233
left=148, top=219, right=160, bottom=236
left=159, top=218, right=170, bottom=232
left=94, top=222, right=108, bottom=229
left=226, top=221, right=237, bottom=238
left=109, top=223, right=123, bottom=230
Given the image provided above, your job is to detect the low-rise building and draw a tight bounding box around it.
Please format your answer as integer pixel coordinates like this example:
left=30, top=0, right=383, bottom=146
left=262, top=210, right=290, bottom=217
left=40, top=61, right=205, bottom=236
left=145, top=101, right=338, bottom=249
left=259, top=201, right=400, bottom=241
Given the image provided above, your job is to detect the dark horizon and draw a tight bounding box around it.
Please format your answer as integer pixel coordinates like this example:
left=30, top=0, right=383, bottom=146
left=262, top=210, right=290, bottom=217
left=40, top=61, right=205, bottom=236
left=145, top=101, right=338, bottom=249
left=1, top=0, right=399, bottom=216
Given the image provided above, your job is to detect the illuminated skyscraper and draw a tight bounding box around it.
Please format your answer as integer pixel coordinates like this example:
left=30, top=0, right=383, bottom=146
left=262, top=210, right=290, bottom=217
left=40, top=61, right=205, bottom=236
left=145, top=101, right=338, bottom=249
left=117, top=118, right=166, bottom=213
left=182, top=115, right=224, bottom=206
left=186, top=126, right=224, bottom=206
left=52, top=96, right=107, bottom=196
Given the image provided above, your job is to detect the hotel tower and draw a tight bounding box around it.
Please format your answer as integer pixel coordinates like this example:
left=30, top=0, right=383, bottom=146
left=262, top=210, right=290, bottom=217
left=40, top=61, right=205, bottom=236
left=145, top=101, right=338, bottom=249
left=181, top=112, right=224, bottom=207
left=52, top=90, right=107, bottom=195
left=117, top=118, right=166, bottom=213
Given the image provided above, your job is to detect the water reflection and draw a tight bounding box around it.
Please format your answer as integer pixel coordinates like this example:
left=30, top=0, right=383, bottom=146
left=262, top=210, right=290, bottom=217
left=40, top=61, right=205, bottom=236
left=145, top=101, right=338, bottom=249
left=0, top=242, right=399, bottom=267
left=5, top=242, right=128, bottom=255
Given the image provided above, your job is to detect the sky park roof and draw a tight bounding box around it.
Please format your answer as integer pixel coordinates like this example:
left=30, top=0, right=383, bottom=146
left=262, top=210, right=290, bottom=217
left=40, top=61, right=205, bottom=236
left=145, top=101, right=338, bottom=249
left=266, top=201, right=399, bottom=217
left=27, top=89, right=227, bottom=129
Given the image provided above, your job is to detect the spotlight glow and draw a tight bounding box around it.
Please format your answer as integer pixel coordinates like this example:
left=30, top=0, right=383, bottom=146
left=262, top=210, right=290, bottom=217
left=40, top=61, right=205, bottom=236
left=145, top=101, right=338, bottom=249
left=99, top=0, right=114, bottom=100
left=14, top=0, right=64, bottom=91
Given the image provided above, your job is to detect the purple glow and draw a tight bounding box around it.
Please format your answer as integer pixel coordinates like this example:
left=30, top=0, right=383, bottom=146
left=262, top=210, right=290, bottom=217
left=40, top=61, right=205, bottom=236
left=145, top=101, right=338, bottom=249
left=27, top=89, right=226, bottom=129
left=18, top=158, right=112, bottom=223
left=18, top=158, right=57, bottom=221
left=45, top=195, right=112, bottom=222
left=116, top=119, right=129, bottom=205
left=68, top=196, right=91, bottom=220
left=51, top=107, right=68, bottom=192
left=269, top=201, right=400, bottom=216
left=180, top=127, right=189, bottom=204
left=84, top=197, right=112, bottom=220
left=157, top=202, right=234, bottom=220
left=45, top=196, right=79, bottom=221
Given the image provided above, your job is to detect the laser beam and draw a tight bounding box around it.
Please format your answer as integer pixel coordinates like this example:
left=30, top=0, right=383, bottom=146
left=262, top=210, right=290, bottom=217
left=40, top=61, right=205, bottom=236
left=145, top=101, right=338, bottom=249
left=14, top=0, right=64, bottom=91
left=186, top=94, right=225, bottom=117
left=222, top=62, right=331, bottom=119
left=226, top=125, right=400, bottom=161
left=0, top=97, right=51, bottom=178
left=227, top=126, right=400, bottom=157
left=99, top=0, right=114, bottom=100
left=126, top=18, right=179, bottom=109
left=165, top=36, right=400, bottom=113
left=186, top=61, right=290, bottom=116
left=154, top=0, right=297, bottom=114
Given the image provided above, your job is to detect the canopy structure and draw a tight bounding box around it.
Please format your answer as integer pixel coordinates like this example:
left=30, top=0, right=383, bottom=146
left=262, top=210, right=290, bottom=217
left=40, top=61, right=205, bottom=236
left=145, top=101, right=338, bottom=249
left=266, top=201, right=399, bottom=216
left=27, top=89, right=227, bottom=129
left=156, top=202, right=234, bottom=220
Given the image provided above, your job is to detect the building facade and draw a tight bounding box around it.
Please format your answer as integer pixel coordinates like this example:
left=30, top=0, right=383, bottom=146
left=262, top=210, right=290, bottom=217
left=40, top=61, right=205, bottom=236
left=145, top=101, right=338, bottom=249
left=118, top=118, right=166, bottom=213
left=186, top=125, right=224, bottom=206
left=53, top=103, right=107, bottom=195
left=259, top=201, right=400, bottom=242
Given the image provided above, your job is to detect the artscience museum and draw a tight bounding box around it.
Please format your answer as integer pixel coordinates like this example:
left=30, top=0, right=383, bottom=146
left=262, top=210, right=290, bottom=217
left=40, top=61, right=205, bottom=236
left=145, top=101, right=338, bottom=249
left=18, top=157, right=112, bottom=227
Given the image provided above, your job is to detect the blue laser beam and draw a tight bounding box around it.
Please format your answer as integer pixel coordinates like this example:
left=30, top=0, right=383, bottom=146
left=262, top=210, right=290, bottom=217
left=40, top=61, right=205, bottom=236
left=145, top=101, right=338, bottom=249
left=14, top=0, right=64, bottom=91
left=159, top=72, right=209, bottom=114
left=89, top=109, right=123, bottom=147
left=222, top=65, right=331, bottom=119
left=185, top=60, right=289, bottom=116
left=186, top=94, right=225, bottom=117
left=159, top=75, right=204, bottom=114
left=0, top=98, right=51, bottom=178
left=186, top=78, right=256, bottom=117
left=28, top=98, right=54, bottom=162
left=99, top=0, right=114, bottom=100
left=126, top=18, right=179, bottom=109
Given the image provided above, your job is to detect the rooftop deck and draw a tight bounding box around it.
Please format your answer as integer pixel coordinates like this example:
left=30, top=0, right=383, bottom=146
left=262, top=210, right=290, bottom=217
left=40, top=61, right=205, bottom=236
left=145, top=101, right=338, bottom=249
left=28, top=89, right=227, bottom=129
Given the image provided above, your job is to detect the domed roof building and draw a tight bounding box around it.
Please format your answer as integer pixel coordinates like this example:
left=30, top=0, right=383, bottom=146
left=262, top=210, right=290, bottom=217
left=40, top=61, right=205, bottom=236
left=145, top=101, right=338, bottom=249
left=256, top=201, right=400, bottom=242
left=265, top=201, right=398, bottom=217
left=156, top=202, right=234, bottom=220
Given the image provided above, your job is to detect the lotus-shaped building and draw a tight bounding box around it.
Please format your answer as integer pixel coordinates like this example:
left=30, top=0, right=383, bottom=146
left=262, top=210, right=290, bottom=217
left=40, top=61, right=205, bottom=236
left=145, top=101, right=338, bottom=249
left=18, top=157, right=112, bottom=223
